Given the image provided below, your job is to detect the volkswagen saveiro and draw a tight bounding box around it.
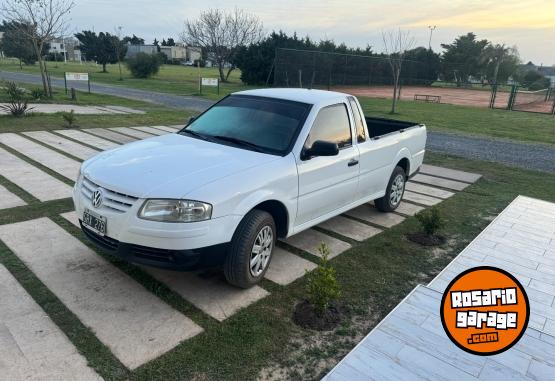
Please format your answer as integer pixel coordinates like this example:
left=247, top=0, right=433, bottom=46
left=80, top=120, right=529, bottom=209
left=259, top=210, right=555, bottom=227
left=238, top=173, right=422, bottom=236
left=73, top=89, right=426, bottom=288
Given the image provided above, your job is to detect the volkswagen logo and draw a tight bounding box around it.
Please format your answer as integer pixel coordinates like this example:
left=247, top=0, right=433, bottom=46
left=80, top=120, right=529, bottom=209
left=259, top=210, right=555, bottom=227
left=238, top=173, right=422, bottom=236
left=91, top=189, right=103, bottom=208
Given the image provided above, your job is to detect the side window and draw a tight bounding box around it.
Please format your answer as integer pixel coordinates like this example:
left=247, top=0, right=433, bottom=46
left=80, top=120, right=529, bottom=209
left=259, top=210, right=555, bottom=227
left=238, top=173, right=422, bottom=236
left=349, top=97, right=366, bottom=143
left=305, top=104, right=352, bottom=149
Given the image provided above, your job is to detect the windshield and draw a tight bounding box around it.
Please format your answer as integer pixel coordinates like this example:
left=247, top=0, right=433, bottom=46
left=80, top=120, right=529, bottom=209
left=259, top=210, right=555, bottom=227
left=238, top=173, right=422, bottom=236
left=183, top=95, right=311, bottom=155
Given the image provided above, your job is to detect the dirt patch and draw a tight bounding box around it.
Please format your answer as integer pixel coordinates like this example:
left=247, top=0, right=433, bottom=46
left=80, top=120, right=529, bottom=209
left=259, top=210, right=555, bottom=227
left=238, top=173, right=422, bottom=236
left=258, top=304, right=380, bottom=381
left=292, top=300, right=347, bottom=331
left=406, top=232, right=446, bottom=246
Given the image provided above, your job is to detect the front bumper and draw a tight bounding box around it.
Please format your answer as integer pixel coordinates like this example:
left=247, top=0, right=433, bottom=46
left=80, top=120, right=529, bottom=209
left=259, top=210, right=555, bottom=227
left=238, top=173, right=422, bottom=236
left=73, top=177, right=242, bottom=270
left=80, top=221, right=228, bottom=270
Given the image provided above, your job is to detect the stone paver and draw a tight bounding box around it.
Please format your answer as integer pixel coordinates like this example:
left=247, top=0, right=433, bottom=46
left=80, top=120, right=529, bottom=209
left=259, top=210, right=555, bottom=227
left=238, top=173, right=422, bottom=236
left=55, top=130, right=120, bottom=151
left=0, top=147, right=72, bottom=201
left=144, top=268, right=269, bottom=322
left=0, top=184, right=26, bottom=210
left=394, top=202, right=425, bottom=216
left=420, top=164, right=482, bottom=183
left=406, top=181, right=455, bottom=199
left=318, top=215, right=382, bottom=241
left=264, top=247, right=317, bottom=285
left=0, top=218, right=203, bottom=370
left=100, top=105, right=145, bottom=114
left=344, top=203, right=406, bottom=228
left=284, top=229, right=351, bottom=259
left=131, top=126, right=169, bottom=136
left=0, top=133, right=80, bottom=181
left=402, top=190, right=443, bottom=206
left=0, top=264, right=103, bottom=381
left=412, top=173, right=470, bottom=191
left=109, top=127, right=156, bottom=139
left=83, top=128, right=137, bottom=144
left=152, top=125, right=180, bottom=133
left=23, top=131, right=99, bottom=160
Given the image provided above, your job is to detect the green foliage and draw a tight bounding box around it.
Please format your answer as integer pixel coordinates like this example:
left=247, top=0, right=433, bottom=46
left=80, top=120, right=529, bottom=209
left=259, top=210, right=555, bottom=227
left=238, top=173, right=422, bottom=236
left=416, top=207, right=444, bottom=236
left=0, top=81, right=31, bottom=117
left=521, top=70, right=550, bottom=90
left=0, top=21, right=38, bottom=65
left=126, top=53, right=162, bottom=79
left=31, top=88, right=46, bottom=100
left=305, top=243, right=341, bottom=316
left=61, top=109, right=77, bottom=128
left=75, top=31, right=126, bottom=72
left=441, top=32, right=489, bottom=84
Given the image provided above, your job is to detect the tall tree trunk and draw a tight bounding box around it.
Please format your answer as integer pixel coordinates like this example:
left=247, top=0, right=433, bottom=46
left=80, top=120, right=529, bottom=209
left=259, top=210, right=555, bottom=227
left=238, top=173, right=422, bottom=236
left=34, top=43, right=49, bottom=97
left=102, top=63, right=107, bottom=73
left=391, top=71, right=399, bottom=114
left=493, top=61, right=501, bottom=85
left=217, top=62, right=226, bottom=83
left=225, top=66, right=235, bottom=82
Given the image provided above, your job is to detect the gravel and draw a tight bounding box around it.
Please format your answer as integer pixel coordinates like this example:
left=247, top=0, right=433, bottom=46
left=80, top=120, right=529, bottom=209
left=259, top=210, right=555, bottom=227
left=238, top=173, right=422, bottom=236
left=2, top=70, right=554, bottom=173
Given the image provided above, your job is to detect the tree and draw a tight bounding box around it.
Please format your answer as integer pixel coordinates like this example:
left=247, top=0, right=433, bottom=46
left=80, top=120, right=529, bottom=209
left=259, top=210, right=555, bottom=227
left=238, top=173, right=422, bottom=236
left=182, top=8, right=264, bottom=82
left=75, top=31, right=122, bottom=73
left=126, top=52, right=161, bottom=78
left=382, top=29, right=415, bottom=113
left=480, top=44, right=520, bottom=84
left=403, top=46, right=441, bottom=85
left=1, top=0, right=75, bottom=97
left=166, top=37, right=175, bottom=46
left=112, top=27, right=127, bottom=80
left=122, top=34, right=144, bottom=45
left=441, top=33, right=488, bottom=85
left=0, top=21, right=38, bottom=67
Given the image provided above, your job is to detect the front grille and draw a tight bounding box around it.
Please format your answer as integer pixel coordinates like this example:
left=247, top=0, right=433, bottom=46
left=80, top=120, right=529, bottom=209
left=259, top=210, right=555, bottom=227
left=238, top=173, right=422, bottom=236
left=81, top=223, right=119, bottom=251
left=81, top=176, right=138, bottom=213
left=131, top=245, right=175, bottom=263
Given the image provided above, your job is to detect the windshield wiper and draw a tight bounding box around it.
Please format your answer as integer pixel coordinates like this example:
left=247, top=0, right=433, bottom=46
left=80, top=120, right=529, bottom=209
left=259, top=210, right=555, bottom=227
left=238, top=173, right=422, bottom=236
left=211, top=135, right=266, bottom=153
left=179, top=129, right=214, bottom=142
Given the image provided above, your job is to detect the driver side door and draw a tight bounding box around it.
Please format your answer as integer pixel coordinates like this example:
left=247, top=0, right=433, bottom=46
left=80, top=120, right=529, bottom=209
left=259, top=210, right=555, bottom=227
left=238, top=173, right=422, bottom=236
left=295, top=103, right=360, bottom=227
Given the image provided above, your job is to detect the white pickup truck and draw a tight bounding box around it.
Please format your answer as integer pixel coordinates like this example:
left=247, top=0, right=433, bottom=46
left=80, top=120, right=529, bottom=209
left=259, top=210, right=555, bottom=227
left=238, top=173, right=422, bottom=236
left=73, top=89, right=426, bottom=288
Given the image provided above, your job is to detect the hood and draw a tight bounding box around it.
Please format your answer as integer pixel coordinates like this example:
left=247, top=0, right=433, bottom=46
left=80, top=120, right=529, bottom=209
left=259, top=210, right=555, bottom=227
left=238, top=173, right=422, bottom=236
left=82, top=133, right=278, bottom=198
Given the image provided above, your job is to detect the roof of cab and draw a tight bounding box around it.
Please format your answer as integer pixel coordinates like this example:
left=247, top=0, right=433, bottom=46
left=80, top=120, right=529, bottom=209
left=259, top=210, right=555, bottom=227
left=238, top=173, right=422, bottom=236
left=232, top=88, right=348, bottom=105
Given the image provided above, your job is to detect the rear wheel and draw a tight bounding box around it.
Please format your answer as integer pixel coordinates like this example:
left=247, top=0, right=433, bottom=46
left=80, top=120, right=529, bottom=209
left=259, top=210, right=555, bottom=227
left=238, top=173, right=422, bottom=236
left=224, top=209, right=276, bottom=288
left=375, top=166, right=406, bottom=212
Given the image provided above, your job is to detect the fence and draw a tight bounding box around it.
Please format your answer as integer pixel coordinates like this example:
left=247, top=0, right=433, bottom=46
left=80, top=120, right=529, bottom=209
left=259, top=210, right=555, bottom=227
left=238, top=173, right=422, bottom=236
left=273, top=48, right=555, bottom=115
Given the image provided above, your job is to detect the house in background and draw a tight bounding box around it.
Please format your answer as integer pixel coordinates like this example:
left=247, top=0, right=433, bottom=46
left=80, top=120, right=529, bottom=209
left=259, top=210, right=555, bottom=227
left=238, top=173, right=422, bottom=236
left=47, top=37, right=82, bottom=62
left=159, top=44, right=186, bottom=61
left=125, top=44, right=158, bottom=59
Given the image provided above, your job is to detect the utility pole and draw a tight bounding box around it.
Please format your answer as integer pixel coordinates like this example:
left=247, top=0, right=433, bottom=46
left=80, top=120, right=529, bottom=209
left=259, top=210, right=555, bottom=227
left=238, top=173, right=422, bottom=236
left=428, top=25, right=437, bottom=50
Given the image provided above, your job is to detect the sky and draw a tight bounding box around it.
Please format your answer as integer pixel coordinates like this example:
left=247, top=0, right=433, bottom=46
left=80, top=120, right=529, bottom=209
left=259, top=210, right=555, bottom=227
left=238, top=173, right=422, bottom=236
left=67, top=0, right=555, bottom=65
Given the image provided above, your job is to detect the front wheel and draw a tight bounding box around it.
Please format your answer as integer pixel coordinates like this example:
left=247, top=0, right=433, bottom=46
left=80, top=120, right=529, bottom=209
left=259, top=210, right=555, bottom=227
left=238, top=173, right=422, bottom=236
left=224, top=210, right=276, bottom=288
left=375, top=166, right=406, bottom=212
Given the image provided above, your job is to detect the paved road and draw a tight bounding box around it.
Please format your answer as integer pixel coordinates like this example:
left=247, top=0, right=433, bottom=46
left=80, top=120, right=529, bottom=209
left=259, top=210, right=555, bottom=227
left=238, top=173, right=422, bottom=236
left=0, top=70, right=212, bottom=112
left=2, top=70, right=554, bottom=173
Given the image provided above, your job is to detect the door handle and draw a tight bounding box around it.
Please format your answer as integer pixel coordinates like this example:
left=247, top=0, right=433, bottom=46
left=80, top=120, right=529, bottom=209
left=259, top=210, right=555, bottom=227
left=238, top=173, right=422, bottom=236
left=348, top=159, right=359, bottom=167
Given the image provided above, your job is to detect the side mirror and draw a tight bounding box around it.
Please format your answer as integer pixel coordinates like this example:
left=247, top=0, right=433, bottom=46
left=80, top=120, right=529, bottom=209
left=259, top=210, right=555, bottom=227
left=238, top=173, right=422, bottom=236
left=186, top=116, right=196, bottom=126
left=303, top=140, right=339, bottom=159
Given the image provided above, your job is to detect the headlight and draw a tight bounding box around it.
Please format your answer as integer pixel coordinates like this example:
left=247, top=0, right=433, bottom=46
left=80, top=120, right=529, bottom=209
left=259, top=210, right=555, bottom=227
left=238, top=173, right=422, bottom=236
left=138, top=199, right=212, bottom=223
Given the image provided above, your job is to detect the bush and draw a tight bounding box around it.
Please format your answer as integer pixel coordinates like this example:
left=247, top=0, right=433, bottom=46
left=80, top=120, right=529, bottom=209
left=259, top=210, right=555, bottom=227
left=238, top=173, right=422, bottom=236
left=61, top=110, right=77, bottom=128
left=305, top=243, right=341, bottom=316
left=31, top=88, right=46, bottom=100
left=125, top=53, right=161, bottom=78
left=0, top=81, right=31, bottom=117
left=416, top=207, right=443, bottom=236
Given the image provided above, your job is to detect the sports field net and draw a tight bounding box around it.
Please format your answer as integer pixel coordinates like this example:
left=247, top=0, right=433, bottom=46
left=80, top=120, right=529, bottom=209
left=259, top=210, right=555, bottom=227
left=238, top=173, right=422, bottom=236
left=512, top=88, right=555, bottom=114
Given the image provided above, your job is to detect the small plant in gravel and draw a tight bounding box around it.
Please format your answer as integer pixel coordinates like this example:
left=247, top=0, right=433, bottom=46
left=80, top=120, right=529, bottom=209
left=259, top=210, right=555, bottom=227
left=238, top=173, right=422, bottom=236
left=61, top=110, right=78, bottom=128
left=408, top=207, right=446, bottom=246
left=293, top=243, right=345, bottom=330
left=0, top=81, right=32, bottom=117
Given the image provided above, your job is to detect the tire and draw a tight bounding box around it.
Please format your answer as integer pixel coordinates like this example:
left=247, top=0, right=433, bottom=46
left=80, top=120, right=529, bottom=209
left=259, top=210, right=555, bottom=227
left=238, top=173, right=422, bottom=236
left=375, top=166, right=406, bottom=212
left=224, top=209, right=276, bottom=288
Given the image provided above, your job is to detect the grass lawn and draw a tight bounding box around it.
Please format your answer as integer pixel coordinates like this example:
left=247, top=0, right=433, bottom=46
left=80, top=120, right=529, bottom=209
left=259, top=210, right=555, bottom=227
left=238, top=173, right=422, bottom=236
left=1, top=149, right=554, bottom=380
left=0, top=84, right=190, bottom=132
left=0, top=58, right=251, bottom=100
left=358, top=97, right=555, bottom=146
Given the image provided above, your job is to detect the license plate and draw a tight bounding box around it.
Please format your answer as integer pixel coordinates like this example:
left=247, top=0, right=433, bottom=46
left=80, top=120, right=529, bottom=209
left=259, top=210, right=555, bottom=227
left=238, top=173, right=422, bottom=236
left=83, top=208, right=107, bottom=236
